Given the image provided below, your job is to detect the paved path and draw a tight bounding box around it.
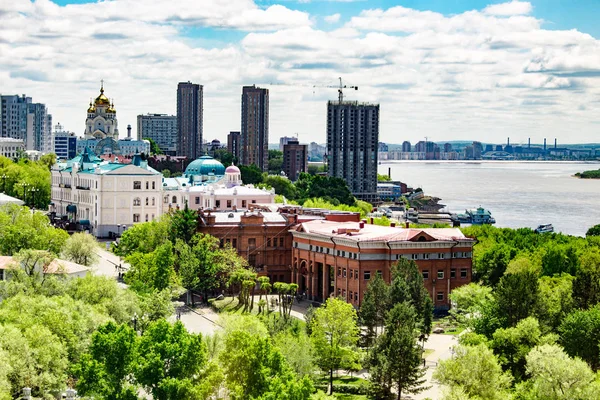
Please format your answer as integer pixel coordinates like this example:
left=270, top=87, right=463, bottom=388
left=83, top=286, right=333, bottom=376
left=94, top=241, right=129, bottom=279
left=171, top=306, right=222, bottom=336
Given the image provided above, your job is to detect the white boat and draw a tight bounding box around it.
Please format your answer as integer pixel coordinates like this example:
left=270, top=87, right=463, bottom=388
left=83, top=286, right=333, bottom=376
left=535, top=224, right=554, bottom=234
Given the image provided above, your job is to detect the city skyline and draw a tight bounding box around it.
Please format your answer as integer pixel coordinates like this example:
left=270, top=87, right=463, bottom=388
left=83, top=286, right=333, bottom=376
left=2, top=0, right=600, bottom=145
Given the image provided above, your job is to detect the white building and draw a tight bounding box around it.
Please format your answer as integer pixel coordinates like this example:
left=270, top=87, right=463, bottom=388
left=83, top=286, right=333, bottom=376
left=137, top=113, right=178, bottom=155
left=0, top=256, right=89, bottom=281
left=51, top=151, right=162, bottom=237
left=163, top=157, right=275, bottom=212
left=0, top=137, right=24, bottom=159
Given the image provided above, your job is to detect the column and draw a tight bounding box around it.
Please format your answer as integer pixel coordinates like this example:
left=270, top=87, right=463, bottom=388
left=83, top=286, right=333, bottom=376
left=311, top=269, right=318, bottom=301
left=322, top=264, right=328, bottom=302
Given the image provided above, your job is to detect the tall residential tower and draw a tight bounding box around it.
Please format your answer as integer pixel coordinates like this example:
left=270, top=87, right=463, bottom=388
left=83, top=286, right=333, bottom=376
left=327, top=101, right=380, bottom=203
left=177, top=82, right=203, bottom=159
left=240, top=85, right=269, bottom=171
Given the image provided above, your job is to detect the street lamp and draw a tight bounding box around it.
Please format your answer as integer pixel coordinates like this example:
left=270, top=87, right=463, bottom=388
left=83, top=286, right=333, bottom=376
left=131, top=312, right=138, bottom=332
left=30, top=187, right=39, bottom=210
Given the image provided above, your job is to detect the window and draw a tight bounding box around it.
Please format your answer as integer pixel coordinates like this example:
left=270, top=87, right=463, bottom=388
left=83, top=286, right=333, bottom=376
left=343, top=268, right=347, bottom=278
left=164, top=195, right=169, bottom=204
left=450, top=269, right=456, bottom=278
left=437, top=292, right=444, bottom=302
left=216, top=200, right=221, bottom=208
left=172, top=195, right=177, bottom=204
left=145, top=197, right=149, bottom=206
left=145, top=214, right=149, bottom=222
left=422, top=270, right=429, bottom=279
left=152, top=198, right=155, bottom=206
left=248, top=238, right=256, bottom=247
left=412, top=254, right=418, bottom=260
left=437, top=270, right=444, bottom=279
left=146, top=181, right=149, bottom=190
left=133, top=214, right=140, bottom=222
left=227, top=200, right=232, bottom=208
left=377, top=270, right=382, bottom=277
left=279, top=237, right=284, bottom=247
left=0, top=269, right=4, bottom=281
left=152, top=181, right=155, bottom=190
left=338, top=267, right=341, bottom=276
left=133, top=198, right=141, bottom=206
left=364, top=271, right=371, bottom=280
left=355, top=292, right=358, bottom=301
left=133, top=181, right=141, bottom=190
left=242, top=200, right=247, bottom=208
left=232, top=239, right=237, bottom=248
left=195, top=197, right=200, bottom=205
left=439, top=253, right=445, bottom=259
left=461, top=268, right=468, bottom=279
left=337, top=288, right=341, bottom=296
left=267, top=238, right=272, bottom=247
left=424, top=253, right=430, bottom=259
left=252, top=200, right=256, bottom=204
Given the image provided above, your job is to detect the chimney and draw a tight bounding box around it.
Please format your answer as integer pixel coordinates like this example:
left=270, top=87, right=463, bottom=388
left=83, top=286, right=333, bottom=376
left=390, top=222, right=396, bottom=227
left=359, top=222, right=365, bottom=229
left=507, top=137, right=510, bottom=146
left=544, top=138, right=547, bottom=151
left=361, top=219, right=367, bottom=224
left=127, top=124, right=132, bottom=138
left=528, top=138, right=531, bottom=148
left=555, top=138, right=557, bottom=149
left=388, top=167, right=391, bottom=179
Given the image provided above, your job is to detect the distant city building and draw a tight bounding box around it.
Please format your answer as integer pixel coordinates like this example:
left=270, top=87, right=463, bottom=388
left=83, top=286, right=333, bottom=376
left=202, top=139, right=224, bottom=156
left=443, top=143, right=453, bottom=152
left=327, top=101, right=379, bottom=203
left=0, top=137, right=24, bottom=159
left=177, top=82, right=203, bottom=159
left=378, top=142, right=388, bottom=152
left=77, top=83, right=150, bottom=156
left=241, top=85, right=269, bottom=171
left=377, top=183, right=404, bottom=201
left=485, top=144, right=493, bottom=152
left=414, top=141, right=426, bottom=153
left=137, top=114, right=177, bottom=155
left=279, top=136, right=297, bottom=152
left=283, top=139, right=307, bottom=181
left=495, top=145, right=503, bottom=152
left=227, top=131, right=241, bottom=160
left=402, top=141, right=411, bottom=152
left=1, top=95, right=51, bottom=152
left=308, top=142, right=326, bottom=161
left=472, top=141, right=483, bottom=159
left=52, top=123, right=77, bottom=160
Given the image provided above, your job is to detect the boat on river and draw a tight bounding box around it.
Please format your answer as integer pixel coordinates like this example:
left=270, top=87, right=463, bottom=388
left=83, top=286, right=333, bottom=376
left=457, top=207, right=496, bottom=225
left=535, top=224, right=554, bottom=234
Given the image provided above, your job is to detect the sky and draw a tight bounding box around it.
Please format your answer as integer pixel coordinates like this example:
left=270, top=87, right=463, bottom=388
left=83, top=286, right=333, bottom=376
left=1, top=0, right=599, bottom=146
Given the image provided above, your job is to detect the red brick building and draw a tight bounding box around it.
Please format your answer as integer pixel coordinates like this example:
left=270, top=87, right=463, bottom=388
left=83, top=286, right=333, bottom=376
left=290, top=220, right=475, bottom=309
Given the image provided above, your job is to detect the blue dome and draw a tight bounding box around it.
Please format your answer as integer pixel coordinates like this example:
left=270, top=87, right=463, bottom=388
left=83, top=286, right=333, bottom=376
left=185, top=155, right=225, bottom=177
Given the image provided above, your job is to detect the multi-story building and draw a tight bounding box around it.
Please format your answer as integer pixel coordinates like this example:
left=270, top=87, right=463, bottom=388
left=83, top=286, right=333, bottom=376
left=51, top=151, right=162, bottom=237
left=279, top=136, right=296, bottom=152
left=472, top=141, right=483, bottom=160
left=137, top=114, right=178, bottom=155
left=227, top=131, right=241, bottom=161
left=52, top=123, right=77, bottom=160
left=26, top=103, right=52, bottom=152
left=283, top=139, right=307, bottom=181
left=377, top=183, right=404, bottom=202
left=327, top=101, right=379, bottom=203
left=77, top=82, right=149, bottom=156
left=240, top=85, right=269, bottom=171
left=290, top=220, right=475, bottom=309
left=0, top=137, right=24, bottom=159
left=402, top=141, right=411, bottom=152
left=308, top=142, right=326, bottom=161
left=1, top=95, right=52, bottom=152
left=177, top=82, right=203, bottom=159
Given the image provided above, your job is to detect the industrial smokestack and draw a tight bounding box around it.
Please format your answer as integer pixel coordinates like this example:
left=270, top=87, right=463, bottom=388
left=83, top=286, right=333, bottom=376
left=127, top=124, right=132, bottom=138
left=555, top=138, right=557, bottom=149
left=528, top=138, right=531, bottom=148
left=544, top=138, right=547, bottom=151
left=388, top=167, right=391, bottom=179
left=507, top=137, right=510, bottom=146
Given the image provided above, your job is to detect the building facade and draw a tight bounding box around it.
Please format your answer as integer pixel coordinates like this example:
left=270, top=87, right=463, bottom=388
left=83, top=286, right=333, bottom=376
left=241, top=85, right=269, bottom=171
left=283, top=139, right=307, bottom=181
left=279, top=136, right=296, bottom=151
left=51, top=152, right=162, bottom=237
left=1, top=95, right=52, bottom=152
left=0, top=137, right=24, bottom=159
left=177, top=82, right=203, bottom=159
left=327, top=101, right=379, bottom=203
left=290, top=220, right=474, bottom=309
left=52, top=123, right=77, bottom=160
left=227, top=131, right=241, bottom=161
left=137, top=114, right=178, bottom=155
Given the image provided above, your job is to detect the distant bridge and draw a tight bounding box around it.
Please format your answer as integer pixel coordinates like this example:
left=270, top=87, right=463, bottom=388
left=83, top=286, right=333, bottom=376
left=482, top=151, right=515, bottom=160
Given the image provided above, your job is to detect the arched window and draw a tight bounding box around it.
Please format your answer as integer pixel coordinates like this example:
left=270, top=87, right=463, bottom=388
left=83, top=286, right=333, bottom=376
left=164, top=195, right=169, bottom=204
left=146, top=181, right=149, bottom=190
left=145, top=197, right=149, bottom=206
left=133, top=198, right=141, bottom=206
left=172, top=195, right=177, bottom=204
left=152, top=197, right=155, bottom=206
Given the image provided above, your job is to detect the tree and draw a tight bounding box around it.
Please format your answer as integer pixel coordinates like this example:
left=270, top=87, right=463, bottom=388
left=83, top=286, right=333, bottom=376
left=586, top=224, right=600, bottom=237
left=75, top=322, right=138, bottom=400
left=169, top=203, right=198, bottom=243
left=262, top=175, right=297, bottom=199
left=295, top=173, right=355, bottom=206
left=213, top=148, right=234, bottom=166
left=39, top=153, right=57, bottom=169
left=518, top=344, right=600, bottom=400
left=449, top=283, right=493, bottom=326
left=434, top=344, right=512, bottom=400
left=559, top=305, right=600, bottom=370
left=113, top=218, right=170, bottom=257
left=368, top=302, right=428, bottom=400
left=535, top=274, right=574, bottom=330
left=495, top=270, right=539, bottom=327
left=273, top=331, right=316, bottom=378
left=268, top=150, right=284, bottom=175
left=541, top=244, right=578, bottom=276
left=377, top=173, right=391, bottom=182
left=311, top=298, right=360, bottom=395
left=61, top=232, right=99, bottom=266
left=239, top=164, right=264, bottom=185
left=124, top=241, right=176, bottom=292
left=359, top=273, right=389, bottom=346
left=573, top=249, right=600, bottom=309
left=144, top=137, right=163, bottom=155
left=135, top=320, right=207, bottom=400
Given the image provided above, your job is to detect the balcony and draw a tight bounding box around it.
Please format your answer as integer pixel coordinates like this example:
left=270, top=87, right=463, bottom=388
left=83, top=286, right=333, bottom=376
left=76, top=185, right=90, bottom=190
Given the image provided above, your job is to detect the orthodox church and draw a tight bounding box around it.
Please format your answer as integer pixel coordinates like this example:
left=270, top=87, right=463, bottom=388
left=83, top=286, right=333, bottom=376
left=76, top=82, right=150, bottom=156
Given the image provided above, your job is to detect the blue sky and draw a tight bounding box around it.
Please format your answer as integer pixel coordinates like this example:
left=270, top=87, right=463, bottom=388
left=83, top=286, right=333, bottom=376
left=2, top=0, right=600, bottom=144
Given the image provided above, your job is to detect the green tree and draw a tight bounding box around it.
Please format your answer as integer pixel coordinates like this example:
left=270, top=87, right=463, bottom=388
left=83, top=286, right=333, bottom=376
left=113, top=218, right=170, bottom=257
left=359, top=273, right=389, bottom=346
left=517, top=344, right=600, bottom=400
left=434, top=344, right=512, bottom=400
left=135, top=320, right=207, bottom=400
left=541, top=244, right=578, bottom=276
left=124, top=241, right=176, bottom=292
left=559, top=305, right=600, bottom=370
left=295, top=173, right=355, bottom=206
left=449, top=283, right=493, bottom=326
left=144, top=137, right=163, bottom=155
left=495, top=270, right=539, bottom=327
left=239, top=164, right=264, bottom=185
left=61, top=232, right=99, bottom=266
left=75, top=322, right=138, bottom=399
left=262, top=175, right=297, bottom=199
left=213, top=148, right=234, bottom=166
left=39, top=153, right=57, bottom=169
left=311, top=298, right=360, bottom=395
left=368, top=302, right=428, bottom=400
left=169, top=203, right=198, bottom=243
left=573, top=248, right=600, bottom=309
left=273, top=331, right=316, bottom=378
left=535, top=274, right=574, bottom=331
left=268, top=150, right=284, bottom=174
left=377, top=173, right=391, bottom=182
left=587, top=224, right=600, bottom=237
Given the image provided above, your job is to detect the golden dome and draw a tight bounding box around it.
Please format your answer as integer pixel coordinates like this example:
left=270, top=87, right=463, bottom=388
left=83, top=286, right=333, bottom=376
left=87, top=100, right=95, bottom=113
left=106, top=101, right=116, bottom=113
left=94, top=82, right=110, bottom=106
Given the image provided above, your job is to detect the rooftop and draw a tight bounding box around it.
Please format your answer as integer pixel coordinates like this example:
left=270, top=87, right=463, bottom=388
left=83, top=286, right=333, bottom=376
left=0, top=256, right=89, bottom=275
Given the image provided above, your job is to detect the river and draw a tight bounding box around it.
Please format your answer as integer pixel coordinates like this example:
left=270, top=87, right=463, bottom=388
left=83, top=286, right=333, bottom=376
left=379, top=161, right=600, bottom=237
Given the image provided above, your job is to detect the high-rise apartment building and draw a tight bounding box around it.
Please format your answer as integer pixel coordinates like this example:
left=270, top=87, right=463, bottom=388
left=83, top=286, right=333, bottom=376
left=52, top=123, right=77, bottom=160
left=1, top=95, right=31, bottom=140
left=26, top=103, right=52, bottom=152
left=402, top=141, right=411, bottom=152
left=227, top=131, right=241, bottom=161
left=327, top=101, right=379, bottom=203
left=137, top=113, right=178, bottom=155
left=283, top=139, right=307, bottom=181
left=1, top=95, right=52, bottom=152
left=177, top=82, right=203, bottom=159
left=240, top=85, right=269, bottom=171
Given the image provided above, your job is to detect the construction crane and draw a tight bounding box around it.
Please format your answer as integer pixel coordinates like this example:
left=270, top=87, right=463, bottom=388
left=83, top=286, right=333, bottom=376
left=264, top=77, right=358, bottom=103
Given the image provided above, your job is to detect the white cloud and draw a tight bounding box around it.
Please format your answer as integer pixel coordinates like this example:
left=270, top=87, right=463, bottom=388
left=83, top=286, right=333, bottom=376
left=324, top=13, right=341, bottom=23
left=1, top=0, right=599, bottom=144
left=484, top=1, right=533, bottom=17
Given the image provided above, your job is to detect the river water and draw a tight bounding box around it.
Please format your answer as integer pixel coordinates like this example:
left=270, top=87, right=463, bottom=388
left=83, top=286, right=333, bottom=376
left=379, top=161, right=600, bottom=237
